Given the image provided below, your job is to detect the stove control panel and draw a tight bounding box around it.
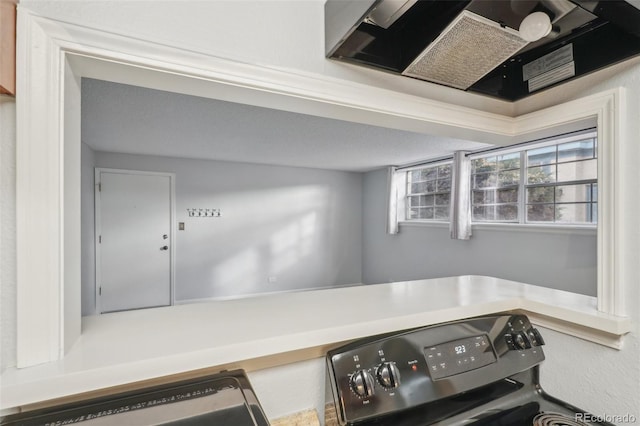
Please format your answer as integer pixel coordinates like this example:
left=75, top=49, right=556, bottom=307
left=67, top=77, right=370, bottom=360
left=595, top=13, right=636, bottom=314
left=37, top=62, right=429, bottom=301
left=326, top=314, right=545, bottom=425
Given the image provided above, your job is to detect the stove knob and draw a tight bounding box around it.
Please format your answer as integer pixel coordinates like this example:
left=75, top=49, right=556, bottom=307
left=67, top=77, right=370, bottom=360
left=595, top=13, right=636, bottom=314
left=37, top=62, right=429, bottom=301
left=513, top=332, right=531, bottom=349
left=504, top=333, right=517, bottom=350
left=350, top=370, right=375, bottom=398
left=376, top=362, right=401, bottom=389
left=527, top=328, right=545, bottom=346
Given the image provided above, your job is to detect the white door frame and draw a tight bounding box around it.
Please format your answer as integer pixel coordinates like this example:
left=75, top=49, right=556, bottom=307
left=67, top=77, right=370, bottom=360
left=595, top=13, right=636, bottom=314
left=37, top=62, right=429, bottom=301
left=94, top=168, right=176, bottom=314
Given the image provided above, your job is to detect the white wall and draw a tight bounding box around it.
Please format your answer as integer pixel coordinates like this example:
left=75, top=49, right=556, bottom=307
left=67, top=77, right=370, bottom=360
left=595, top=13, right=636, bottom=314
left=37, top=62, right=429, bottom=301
left=535, top=62, right=640, bottom=421
left=0, top=97, right=17, bottom=372
left=361, top=168, right=597, bottom=296
left=248, top=358, right=330, bottom=423
left=86, top=151, right=362, bottom=312
left=19, top=0, right=512, bottom=116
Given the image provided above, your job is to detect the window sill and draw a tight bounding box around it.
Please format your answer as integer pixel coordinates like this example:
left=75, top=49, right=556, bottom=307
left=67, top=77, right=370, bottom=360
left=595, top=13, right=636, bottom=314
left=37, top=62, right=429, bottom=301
left=399, top=220, right=449, bottom=229
left=471, top=222, right=597, bottom=235
left=399, top=220, right=596, bottom=235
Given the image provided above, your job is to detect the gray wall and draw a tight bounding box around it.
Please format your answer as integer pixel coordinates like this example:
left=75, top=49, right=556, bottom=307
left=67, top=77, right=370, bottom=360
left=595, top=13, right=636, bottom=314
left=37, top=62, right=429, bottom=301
left=362, top=168, right=597, bottom=296
left=83, top=151, right=363, bottom=314
left=81, top=143, right=96, bottom=316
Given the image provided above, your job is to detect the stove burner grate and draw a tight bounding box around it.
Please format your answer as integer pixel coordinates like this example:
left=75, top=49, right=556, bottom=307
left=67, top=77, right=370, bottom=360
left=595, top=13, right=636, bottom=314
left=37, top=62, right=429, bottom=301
left=533, top=412, right=591, bottom=426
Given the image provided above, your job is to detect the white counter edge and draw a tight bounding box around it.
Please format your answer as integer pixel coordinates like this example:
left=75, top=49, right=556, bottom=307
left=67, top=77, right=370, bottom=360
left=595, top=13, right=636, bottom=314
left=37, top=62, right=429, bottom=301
left=0, top=276, right=632, bottom=415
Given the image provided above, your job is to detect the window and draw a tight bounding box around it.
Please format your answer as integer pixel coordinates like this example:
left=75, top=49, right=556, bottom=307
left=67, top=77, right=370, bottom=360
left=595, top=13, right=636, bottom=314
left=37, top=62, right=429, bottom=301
left=400, top=130, right=597, bottom=226
left=525, top=139, right=597, bottom=224
left=470, top=130, right=597, bottom=225
left=471, top=153, right=520, bottom=222
left=406, top=162, right=452, bottom=221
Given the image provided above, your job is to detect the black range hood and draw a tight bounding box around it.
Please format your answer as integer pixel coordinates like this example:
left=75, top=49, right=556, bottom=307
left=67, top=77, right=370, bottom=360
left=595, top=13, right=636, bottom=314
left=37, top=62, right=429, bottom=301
left=325, top=0, right=640, bottom=101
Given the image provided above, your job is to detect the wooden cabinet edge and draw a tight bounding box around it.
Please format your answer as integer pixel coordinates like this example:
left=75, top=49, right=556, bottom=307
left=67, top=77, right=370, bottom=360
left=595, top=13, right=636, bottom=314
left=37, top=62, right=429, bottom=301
left=0, top=1, right=16, bottom=96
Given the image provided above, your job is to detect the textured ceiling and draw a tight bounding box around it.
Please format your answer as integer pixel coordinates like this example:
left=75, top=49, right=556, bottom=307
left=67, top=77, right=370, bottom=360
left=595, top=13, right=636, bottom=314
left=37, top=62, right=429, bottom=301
left=81, top=78, right=491, bottom=172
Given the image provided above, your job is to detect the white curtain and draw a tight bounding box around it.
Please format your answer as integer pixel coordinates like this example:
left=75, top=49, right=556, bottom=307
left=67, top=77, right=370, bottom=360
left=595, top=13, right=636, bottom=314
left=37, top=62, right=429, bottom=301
left=450, top=151, right=472, bottom=240
left=386, top=166, right=402, bottom=234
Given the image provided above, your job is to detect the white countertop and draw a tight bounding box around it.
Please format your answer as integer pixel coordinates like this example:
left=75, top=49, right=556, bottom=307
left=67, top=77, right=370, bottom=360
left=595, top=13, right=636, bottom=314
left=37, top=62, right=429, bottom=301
left=0, top=276, right=631, bottom=414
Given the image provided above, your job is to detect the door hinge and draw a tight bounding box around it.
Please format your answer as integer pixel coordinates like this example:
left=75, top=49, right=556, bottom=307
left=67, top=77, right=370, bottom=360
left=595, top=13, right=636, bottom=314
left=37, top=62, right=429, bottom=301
left=99, top=287, right=102, bottom=295
left=99, top=235, right=102, bottom=243
left=98, top=182, right=101, bottom=192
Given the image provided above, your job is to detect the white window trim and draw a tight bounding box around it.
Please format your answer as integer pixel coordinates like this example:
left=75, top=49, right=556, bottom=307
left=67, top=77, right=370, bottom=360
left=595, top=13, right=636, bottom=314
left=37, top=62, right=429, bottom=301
left=467, top=129, right=598, bottom=160
left=515, top=92, right=622, bottom=317
left=16, top=10, right=625, bottom=367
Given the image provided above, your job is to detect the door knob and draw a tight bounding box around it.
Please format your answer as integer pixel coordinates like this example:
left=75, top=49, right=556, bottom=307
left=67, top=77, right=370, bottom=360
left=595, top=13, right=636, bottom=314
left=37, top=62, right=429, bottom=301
left=160, top=245, right=169, bottom=251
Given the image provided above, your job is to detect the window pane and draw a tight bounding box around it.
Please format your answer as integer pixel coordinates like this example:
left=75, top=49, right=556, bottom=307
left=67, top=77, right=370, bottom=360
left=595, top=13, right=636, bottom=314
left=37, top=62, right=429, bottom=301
left=435, top=207, right=450, bottom=220
left=424, top=194, right=435, bottom=206
left=423, top=207, right=435, bottom=219
left=527, top=146, right=556, bottom=166
left=557, top=140, right=594, bottom=163
left=497, top=188, right=518, bottom=203
left=498, top=170, right=520, bottom=187
left=527, top=186, right=554, bottom=203
left=498, top=153, right=520, bottom=170
left=592, top=203, right=598, bottom=222
left=421, top=167, right=437, bottom=181
left=435, top=193, right=450, bottom=206
left=555, top=184, right=592, bottom=203
left=411, top=181, right=437, bottom=194
left=527, top=204, right=554, bottom=222
left=527, top=165, right=555, bottom=184
left=473, top=205, right=495, bottom=221
left=408, top=195, right=435, bottom=207
left=409, top=207, right=435, bottom=219
left=438, top=164, right=452, bottom=179
left=592, top=183, right=598, bottom=202
left=411, top=182, right=427, bottom=193
left=474, top=172, right=497, bottom=189
left=473, top=189, right=494, bottom=204
left=437, top=178, right=451, bottom=192
left=497, top=204, right=518, bottom=221
left=473, top=157, right=497, bottom=173
left=409, top=170, right=422, bottom=182
left=556, top=203, right=591, bottom=223
left=557, top=159, right=596, bottom=182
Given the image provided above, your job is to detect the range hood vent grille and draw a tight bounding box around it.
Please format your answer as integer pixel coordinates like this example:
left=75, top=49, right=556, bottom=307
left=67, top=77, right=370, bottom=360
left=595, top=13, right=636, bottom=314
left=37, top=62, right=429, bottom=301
left=402, top=10, right=528, bottom=90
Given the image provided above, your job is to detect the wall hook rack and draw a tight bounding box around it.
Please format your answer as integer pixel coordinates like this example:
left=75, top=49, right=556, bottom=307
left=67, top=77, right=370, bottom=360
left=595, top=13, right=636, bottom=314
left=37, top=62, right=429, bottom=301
left=187, top=208, right=221, bottom=217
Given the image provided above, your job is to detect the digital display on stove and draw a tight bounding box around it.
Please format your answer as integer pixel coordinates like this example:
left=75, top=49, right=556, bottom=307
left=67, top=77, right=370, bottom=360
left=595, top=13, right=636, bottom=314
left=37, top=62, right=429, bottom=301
left=424, top=335, right=496, bottom=380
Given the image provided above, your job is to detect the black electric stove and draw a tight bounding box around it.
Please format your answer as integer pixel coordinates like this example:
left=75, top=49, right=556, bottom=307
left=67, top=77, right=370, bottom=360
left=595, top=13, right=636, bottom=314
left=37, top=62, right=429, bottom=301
left=1, top=369, right=269, bottom=426
left=326, top=314, right=614, bottom=426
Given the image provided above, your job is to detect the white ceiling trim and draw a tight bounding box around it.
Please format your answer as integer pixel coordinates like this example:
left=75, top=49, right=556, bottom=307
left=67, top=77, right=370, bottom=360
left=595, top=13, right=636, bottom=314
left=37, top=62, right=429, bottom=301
left=36, top=10, right=516, bottom=145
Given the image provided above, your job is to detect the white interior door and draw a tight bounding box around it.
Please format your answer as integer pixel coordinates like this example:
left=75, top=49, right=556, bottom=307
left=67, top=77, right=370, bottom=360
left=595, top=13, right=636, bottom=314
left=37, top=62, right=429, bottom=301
left=97, top=170, right=173, bottom=313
